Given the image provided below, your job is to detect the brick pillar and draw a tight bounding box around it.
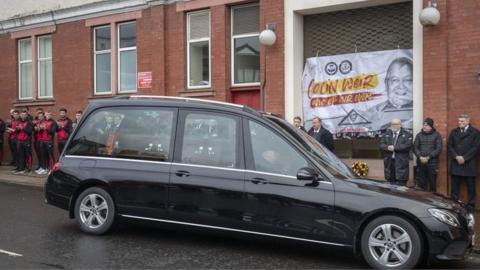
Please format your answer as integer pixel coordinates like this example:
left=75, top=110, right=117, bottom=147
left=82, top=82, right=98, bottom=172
left=137, top=6, right=166, bottom=95
left=165, top=5, right=185, bottom=96
left=423, top=0, right=449, bottom=195
left=260, top=0, right=285, bottom=116
left=210, top=5, right=229, bottom=102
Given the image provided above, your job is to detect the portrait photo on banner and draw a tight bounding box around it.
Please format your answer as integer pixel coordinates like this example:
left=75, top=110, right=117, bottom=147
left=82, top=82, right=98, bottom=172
left=302, top=49, right=413, bottom=138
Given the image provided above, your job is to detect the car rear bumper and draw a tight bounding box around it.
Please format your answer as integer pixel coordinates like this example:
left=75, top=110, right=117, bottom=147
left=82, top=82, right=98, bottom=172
left=44, top=175, right=71, bottom=212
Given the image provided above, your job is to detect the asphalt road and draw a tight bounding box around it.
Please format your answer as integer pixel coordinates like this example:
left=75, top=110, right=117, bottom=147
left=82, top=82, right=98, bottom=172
left=1, top=182, right=480, bottom=269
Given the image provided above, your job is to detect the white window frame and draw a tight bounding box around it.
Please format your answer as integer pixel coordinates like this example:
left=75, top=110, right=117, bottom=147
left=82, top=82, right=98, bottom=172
left=94, top=25, right=112, bottom=95
left=37, top=35, right=53, bottom=99
left=18, top=38, right=33, bottom=100
left=186, top=10, right=211, bottom=90
left=117, top=21, right=137, bottom=93
left=231, top=3, right=260, bottom=87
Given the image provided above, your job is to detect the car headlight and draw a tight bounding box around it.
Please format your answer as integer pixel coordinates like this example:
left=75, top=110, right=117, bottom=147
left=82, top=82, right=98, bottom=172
left=429, top=208, right=460, bottom=227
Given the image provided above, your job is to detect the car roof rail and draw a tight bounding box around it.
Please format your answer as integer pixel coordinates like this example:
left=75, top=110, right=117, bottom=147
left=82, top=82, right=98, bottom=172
left=128, top=95, right=245, bottom=108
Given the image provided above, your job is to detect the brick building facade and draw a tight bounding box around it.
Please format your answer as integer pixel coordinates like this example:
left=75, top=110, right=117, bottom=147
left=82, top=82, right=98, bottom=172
left=0, top=0, right=480, bottom=235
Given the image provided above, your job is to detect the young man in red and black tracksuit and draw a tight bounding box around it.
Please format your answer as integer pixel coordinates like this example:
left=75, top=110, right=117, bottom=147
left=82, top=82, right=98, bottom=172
left=6, top=110, right=20, bottom=168
left=0, top=117, right=5, bottom=165
left=14, top=110, right=33, bottom=174
left=56, top=107, right=73, bottom=155
left=32, top=108, right=44, bottom=171
left=35, top=111, right=56, bottom=174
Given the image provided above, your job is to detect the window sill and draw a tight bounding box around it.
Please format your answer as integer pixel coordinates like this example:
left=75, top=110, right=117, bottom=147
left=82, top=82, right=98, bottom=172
left=13, top=99, right=55, bottom=107
left=88, top=92, right=134, bottom=100
left=179, top=90, right=215, bottom=98
left=230, top=85, right=260, bottom=92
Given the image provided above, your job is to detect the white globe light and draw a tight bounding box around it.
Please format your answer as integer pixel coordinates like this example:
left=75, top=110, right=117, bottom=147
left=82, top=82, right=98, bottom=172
left=419, top=5, right=440, bottom=26
left=259, top=29, right=276, bottom=46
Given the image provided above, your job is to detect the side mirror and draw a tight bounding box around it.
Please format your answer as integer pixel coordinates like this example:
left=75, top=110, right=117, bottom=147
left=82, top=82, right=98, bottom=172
left=297, top=167, right=318, bottom=181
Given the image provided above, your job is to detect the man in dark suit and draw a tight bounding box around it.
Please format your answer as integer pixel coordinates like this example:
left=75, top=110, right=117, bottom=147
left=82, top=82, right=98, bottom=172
left=380, top=118, right=413, bottom=186
left=307, top=117, right=334, bottom=152
left=448, top=114, right=480, bottom=212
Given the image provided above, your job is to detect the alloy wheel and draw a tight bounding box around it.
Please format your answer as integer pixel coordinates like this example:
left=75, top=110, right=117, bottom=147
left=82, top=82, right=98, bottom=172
left=79, top=193, right=109, bottom=229
left=368, top=223, right=412, bottom=267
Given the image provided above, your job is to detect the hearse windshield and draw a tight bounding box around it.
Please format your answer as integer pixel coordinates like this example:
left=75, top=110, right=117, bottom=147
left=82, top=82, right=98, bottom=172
left=264, top=115, right=355, bottom=179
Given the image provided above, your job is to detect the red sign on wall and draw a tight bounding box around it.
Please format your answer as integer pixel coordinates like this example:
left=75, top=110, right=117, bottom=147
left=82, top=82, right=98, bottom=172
left=137, top=72, right=152, bottom=88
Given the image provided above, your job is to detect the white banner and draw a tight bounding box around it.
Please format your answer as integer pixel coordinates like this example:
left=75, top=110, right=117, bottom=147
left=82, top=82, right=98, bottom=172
left=302, top=49, right=413, bottom=136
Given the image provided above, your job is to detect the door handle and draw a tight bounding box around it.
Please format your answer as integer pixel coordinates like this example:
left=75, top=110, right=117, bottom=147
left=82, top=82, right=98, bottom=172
left=251, top=177, right=267, bottom=184
left=175, top=170, right=190, bottom=177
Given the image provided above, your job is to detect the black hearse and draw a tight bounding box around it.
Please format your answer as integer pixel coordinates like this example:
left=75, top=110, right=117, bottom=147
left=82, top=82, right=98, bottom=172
left=45, top=96, right=473, bottom=269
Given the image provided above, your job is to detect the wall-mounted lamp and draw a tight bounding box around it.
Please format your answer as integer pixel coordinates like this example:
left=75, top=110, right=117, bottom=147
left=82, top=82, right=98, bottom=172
left=259, top=23, right=277, bottom=46
left=419, top=1, right=440, bottom=26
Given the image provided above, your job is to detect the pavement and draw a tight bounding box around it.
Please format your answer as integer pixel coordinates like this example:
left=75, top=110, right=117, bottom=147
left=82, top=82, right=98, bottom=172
left=0, top=165, right=47, bottom=187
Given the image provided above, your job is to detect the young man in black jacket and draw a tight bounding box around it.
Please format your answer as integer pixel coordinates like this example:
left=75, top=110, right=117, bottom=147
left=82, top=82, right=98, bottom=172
left=414, top=118, right=442, bottom=192
left=307, top=117, right=334, bottom=152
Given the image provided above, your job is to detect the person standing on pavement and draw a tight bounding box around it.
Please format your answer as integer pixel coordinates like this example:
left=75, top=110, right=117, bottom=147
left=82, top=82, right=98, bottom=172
left=0, top=116, right=6, bottom=165
left=293, top=116, right=306, bottom=132
left=35, top=111, right=56, bottom=174
left=6, top=109, right=19, bottom=168
left=14, top=109, right=33, bottom=174
left=380, top=118, right=413, bottom=186
left=307, top=117, right=335, bottom=151
left=32, top=108, right=44, bottom=172
left=413, top=118, right=442, bottom=192
left=72, top=110, right=83, bottom=130
left=56, top=108, right=73, bottom=155
left=448, top=114, right=480, bottom=213
left=44, top=111, right=57, bottom=170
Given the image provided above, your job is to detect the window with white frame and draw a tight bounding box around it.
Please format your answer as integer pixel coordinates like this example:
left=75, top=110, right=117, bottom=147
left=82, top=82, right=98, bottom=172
left=18, top=38, right=33, bottom=99
left=94, top=26, right=112, bottom=94
left=38, top=35, right=53, bottom=98
left=118, top=21, right=137, bottom=93
left=187, top=11, right=210, bottom=89
left=231, top=4, right=260, bottom=86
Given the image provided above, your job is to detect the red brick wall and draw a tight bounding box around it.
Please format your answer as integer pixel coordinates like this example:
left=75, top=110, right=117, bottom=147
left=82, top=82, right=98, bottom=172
left=137, top=5, right=166, bottom=96
left=164, top=4, right=186, bottom=97
left=423, top=0, right=449, bottom=194
left=0, top=0, right=285, bottom=163
left=0, top=34, right=18, bottom=116
left=52, top=20, right=92, bottom=113
left=423, top=0, right=480, bottom=210
left=210, top=4, right=230, bottom=102
left=0, top=34, right=18, bottom=162
left=260, top=0, right=284, bottom=116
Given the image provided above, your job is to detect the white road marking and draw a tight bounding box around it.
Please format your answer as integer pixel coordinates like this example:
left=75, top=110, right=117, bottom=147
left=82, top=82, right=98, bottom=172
left=0, top=249, right=23, bottom=257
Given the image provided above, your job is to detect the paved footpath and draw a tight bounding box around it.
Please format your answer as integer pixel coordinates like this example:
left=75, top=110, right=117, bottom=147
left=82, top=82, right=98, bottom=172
left=0, top=166, right=46, bottom=187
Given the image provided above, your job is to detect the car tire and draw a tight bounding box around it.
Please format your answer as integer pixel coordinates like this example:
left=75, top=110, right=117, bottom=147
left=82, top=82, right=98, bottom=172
left=74, top=187, right=116, bottom=235
left=361, top=215, right=423, bottom=269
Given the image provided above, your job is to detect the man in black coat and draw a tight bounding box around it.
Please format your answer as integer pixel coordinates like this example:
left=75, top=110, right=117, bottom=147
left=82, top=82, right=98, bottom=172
left=448, top=114, right=480, bottom=212
left=414, top=118, right=442, bottom=192
left=380, top=118, right=413, bottom=186
left=307, top=117, right=334, bottom=152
